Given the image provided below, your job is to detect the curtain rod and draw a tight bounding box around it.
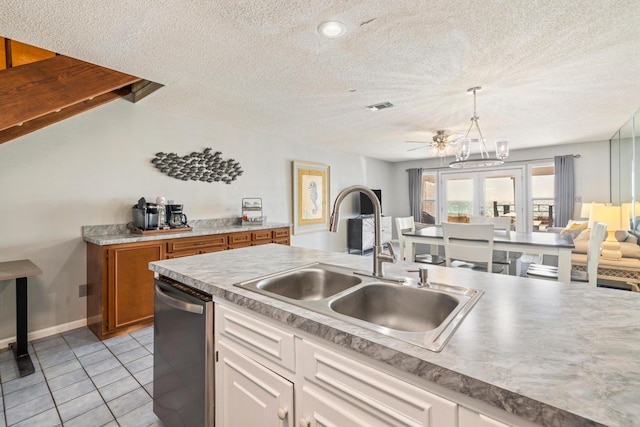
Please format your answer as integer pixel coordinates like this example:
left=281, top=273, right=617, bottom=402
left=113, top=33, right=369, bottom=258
left=406, top=154, right=581, bottom=172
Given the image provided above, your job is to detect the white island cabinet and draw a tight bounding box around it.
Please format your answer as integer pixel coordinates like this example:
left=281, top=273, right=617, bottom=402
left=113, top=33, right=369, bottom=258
left=215, top=303, right=528, bottom=427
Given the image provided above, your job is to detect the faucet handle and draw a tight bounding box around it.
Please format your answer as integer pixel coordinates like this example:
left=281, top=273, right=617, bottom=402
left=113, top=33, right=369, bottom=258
left=384, top=242, right=396, bottom=262
left=407, top=267, right=429, bottom=286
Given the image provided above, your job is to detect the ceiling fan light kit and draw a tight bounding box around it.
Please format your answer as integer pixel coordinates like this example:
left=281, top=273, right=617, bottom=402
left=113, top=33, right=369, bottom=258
left=448, top=86, right=509, bottom=169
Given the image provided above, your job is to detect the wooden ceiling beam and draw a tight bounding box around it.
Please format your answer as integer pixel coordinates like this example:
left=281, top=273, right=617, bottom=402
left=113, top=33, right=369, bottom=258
left=0, top=87, right=131, bottom=145
left=0, top=55, right=141, bottom=132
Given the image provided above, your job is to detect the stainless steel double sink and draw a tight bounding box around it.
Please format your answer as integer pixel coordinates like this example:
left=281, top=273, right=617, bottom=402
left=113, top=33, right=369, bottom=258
left=235, top=263, right=483, bottom=352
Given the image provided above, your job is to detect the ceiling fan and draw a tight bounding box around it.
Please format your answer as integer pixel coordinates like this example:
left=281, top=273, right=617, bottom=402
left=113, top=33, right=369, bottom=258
left=406, top=130, right=463, bottom=157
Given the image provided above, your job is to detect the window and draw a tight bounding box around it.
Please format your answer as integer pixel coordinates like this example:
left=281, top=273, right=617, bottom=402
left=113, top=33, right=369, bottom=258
left=531, top=165, right=555, bottom=230
left=421, top=173, right=437, bottom=224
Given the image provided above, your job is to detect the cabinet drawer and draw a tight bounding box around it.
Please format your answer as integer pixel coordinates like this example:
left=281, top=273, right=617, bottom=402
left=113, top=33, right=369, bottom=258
left=252, top=230, right=272, bottom=242
left=167, top=235, right=227, bottom=253
left=217, top=305, right=295, bottom=371
left=228, top=231, right=252, bottom=249
left=298, top=339, right=457, bottom=427
left=273, top=228, right=290, bottom=239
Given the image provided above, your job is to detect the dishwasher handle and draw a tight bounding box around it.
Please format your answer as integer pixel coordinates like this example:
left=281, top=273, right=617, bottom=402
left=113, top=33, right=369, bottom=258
left=155, top=284, right=204, bottom=315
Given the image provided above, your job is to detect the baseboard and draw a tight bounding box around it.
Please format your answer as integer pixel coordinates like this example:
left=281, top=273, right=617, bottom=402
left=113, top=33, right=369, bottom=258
left=0, top=318, right=88, bottom=350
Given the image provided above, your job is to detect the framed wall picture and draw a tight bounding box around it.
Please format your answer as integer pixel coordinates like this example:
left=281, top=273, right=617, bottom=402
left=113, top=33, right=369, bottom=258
left=292, top=161, right=330, bottom=234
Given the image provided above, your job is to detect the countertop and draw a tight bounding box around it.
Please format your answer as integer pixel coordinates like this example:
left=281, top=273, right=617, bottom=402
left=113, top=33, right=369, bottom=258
left=149, top=244, right=640, bottom=427
left=82, top=220, right=291, bottom=245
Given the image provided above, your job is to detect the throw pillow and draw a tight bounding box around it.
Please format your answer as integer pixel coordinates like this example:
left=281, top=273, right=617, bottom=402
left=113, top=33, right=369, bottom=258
left=561, top=222, right=588, bottom=239
left=572, top=240, right=588, bottom=254
left=615, top=230, right=630, bottom=242
left=574, top=229, right=590, bottom=241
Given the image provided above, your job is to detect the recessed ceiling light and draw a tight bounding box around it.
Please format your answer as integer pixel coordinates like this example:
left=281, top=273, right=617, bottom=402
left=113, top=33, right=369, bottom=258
left=317, top=21, right=347, bottom=38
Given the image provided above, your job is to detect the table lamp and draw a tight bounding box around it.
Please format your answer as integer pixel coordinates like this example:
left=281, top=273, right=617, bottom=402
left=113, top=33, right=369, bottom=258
left=580, top=202, right=604, bottom=219
left=588, top=205, right=630, bottom=260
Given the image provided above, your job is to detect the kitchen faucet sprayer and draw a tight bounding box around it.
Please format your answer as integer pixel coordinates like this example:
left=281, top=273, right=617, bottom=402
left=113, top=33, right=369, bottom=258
left=330, top=185, right=396, bottom=278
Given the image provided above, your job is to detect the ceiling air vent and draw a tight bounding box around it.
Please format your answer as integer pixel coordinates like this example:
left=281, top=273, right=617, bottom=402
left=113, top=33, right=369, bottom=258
left=366, top=101, right=394, bottom=111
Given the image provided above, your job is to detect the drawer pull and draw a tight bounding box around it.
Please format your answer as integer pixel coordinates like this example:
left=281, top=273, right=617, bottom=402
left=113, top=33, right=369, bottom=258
left=277, top=407, right=288, bottom=420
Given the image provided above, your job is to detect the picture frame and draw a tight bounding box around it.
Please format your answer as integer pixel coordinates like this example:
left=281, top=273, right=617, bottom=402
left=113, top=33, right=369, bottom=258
left=292, top=161, right=331, bottom=234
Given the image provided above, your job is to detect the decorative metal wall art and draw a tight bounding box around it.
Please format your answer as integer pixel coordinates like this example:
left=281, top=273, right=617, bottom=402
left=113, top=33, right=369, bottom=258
left=151, top=148, right=243, bottom=184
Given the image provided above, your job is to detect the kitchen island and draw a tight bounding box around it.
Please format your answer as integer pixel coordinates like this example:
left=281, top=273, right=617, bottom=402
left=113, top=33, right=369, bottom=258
left=149, top=244, right=640, bottom=427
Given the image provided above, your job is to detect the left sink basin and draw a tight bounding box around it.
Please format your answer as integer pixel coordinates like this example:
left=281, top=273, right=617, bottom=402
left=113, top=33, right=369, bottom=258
left=238, top=263, right=362, bottom=301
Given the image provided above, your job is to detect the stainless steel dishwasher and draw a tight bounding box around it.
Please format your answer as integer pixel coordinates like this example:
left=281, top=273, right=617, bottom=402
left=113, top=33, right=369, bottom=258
left=153, top=276, right=214, bottom=426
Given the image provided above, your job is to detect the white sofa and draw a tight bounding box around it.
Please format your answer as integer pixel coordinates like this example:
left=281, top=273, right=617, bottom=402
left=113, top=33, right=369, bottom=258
left=550, top=221, right=640, bottom=290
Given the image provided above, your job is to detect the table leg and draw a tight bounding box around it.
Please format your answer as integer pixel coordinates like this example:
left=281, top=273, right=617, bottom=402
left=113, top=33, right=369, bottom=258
left=9, top=276, right=35, bottom=377
left=405, top=239, right=416, bottom=262
left=557, top=249, right=572, bottom=283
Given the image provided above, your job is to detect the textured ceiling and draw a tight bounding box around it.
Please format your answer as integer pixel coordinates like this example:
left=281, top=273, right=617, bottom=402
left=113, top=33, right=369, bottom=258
left=2, top=0, right=639, bottom=162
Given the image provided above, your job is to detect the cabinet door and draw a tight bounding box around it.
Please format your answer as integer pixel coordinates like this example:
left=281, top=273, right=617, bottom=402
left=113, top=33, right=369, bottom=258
left=298, top=339, right=457, bottom=427
left=106, top=241, right=164, bottom=331
left=216, top=339, right=293, bottom=427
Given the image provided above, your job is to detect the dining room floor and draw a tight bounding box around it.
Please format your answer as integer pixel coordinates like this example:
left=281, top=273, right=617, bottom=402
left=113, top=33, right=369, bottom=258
left=0, top=325, right=162, bottom=427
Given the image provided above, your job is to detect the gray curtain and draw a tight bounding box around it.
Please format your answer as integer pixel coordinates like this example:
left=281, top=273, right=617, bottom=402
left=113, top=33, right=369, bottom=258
left=554, top=155, right=574, bottom=227
left=408, top=168, right=423, bottom=222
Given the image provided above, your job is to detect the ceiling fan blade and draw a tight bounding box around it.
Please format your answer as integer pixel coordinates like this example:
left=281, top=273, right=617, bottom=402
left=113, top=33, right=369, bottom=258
left=405, top=140, right=429, bottom=144
left=407, top=145, right=429, bottom=152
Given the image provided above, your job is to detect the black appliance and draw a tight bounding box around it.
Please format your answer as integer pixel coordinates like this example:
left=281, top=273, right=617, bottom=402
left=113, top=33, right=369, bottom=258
left=360, top=189, right=382, bottom=215
left=166, top=204, right=188, bottom=228
left=154, top=277, right=214, bottom=426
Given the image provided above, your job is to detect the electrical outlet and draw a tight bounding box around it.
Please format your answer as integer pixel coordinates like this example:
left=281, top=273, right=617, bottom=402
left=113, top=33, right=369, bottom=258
left=78, top=284, right=87, bottom=297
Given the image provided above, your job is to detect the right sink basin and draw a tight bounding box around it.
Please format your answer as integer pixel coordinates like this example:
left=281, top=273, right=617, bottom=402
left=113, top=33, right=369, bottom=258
left=329, top=283, right=459, bottom=332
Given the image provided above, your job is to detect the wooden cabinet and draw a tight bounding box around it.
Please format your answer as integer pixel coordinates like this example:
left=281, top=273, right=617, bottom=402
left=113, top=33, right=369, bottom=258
left=347, top=216, right=392, bottom=254
left=87, top=240, right=164, bottom=340
left=87, top=225, right=290, bottom=340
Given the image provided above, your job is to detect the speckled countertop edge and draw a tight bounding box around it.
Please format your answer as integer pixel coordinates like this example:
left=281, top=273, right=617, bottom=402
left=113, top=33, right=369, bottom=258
left=82, top=220, right=291, bottom=245
left=149, top=245, right=640, bottom=427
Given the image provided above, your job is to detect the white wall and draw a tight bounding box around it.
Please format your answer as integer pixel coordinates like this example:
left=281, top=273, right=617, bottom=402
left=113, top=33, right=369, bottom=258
left=0, top=100, right=393, bottom=342
left=386, top=140, right=612, bottom=226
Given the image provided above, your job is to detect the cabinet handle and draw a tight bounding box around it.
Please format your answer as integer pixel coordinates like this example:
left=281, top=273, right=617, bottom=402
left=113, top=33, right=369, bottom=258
left=277, top=407, right=288, bottom=420
left=299, top=418, right=310, bottom=427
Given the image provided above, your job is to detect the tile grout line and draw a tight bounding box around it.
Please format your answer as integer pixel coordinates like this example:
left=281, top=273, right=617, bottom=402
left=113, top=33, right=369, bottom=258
left=1, top=327, right=158, bottom=427
left=58, top=332, right=117, bottom=427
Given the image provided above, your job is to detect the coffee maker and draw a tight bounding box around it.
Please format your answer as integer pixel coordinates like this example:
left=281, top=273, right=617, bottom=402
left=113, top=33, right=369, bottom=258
left=132, top=201, right=159, bottom=230
left=166, top=204, right=188, bottom=228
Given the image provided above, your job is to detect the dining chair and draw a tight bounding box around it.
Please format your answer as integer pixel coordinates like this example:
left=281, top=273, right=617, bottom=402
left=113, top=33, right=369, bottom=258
left=395, top=217, right=442, bottom=264
left=442, top=222, right=502, bottom=273
left=527, top=222, right=607, bottom=287
left=470, top=216, right=512, bottom=273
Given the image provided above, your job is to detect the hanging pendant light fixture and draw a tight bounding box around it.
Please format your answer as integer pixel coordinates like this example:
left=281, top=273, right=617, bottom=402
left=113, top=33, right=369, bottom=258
left=449, top=87, right=509, bottom=168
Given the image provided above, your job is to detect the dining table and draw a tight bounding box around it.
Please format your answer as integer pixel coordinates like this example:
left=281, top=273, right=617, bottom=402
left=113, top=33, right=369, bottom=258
left=403, top=226, right=575, bottom=282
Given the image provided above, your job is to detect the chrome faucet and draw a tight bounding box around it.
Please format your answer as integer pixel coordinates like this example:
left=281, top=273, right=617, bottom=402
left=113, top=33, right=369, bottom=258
left=330, top=185, right=396, bottom=278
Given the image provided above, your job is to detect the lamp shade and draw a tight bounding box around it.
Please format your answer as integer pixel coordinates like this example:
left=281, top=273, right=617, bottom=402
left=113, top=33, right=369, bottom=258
left=580, top=202, right=604, bottom=219
left=588, top=205, right=630, bottom=231
left=622, top=201, right=640, bottom=218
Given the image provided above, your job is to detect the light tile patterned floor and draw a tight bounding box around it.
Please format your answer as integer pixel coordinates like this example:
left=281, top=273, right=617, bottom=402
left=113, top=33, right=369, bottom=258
left=0, top=326, right=162, bottom=426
